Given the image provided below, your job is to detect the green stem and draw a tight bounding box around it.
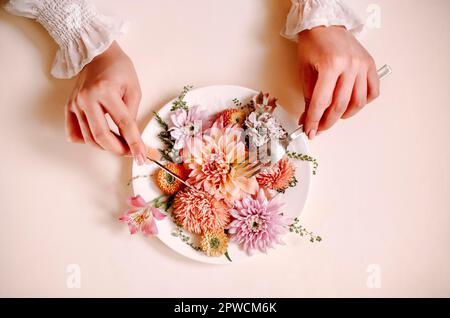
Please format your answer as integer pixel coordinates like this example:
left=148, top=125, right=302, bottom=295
left=224, top=251, right=232, bottom=262
left=288, top=218, right=322, bottom=243
left=286, top=151, right=319, bottom=175
left=127, top=174, right=149, bottom=186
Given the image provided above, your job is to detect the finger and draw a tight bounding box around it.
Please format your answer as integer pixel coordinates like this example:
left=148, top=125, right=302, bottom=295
left=123, top=86, right=141, bottom=120
left=304, top=70, right=339, bottom=139
left=84, top=103, right=129, bottom=155
left=299, top=111, right=307, bottom=126
left=367, top=65, right=380, bottom=103
left=65, top=104, right=84, bottom=143
left=75, top=111, right=102, bottom=149
left=299, top=66, right=317, bottom=125
left=102, top=94, right=146, bottom=164
left=342, top=72, right=368, bottom=119
left=318, top=72, right=356, bottom=131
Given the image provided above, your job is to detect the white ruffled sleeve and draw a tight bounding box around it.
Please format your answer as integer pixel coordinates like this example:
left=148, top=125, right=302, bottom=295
left=281, top=0, right=364, bottom=41
left=4, top=0, right=128, bottom=78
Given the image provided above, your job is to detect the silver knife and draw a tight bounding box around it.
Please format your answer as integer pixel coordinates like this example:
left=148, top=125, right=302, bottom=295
left=146, top=156, right=196, bottom=191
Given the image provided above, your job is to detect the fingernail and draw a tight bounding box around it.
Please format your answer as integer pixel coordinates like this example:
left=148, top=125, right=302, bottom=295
left=135, top=154, right=145, bottom=166
left=66, top=134, right=76, bottom=143
left=308, top=129, right=316, bottom=140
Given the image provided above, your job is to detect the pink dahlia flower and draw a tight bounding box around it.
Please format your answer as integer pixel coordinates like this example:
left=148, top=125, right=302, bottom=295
left=169, top=106, right=209, bottom=150
left=228, top=190, right=289, bottom=254
left=119, top=195, right=166, bottom=236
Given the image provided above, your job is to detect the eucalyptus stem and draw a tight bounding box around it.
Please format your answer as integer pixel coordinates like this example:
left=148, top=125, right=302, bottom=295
left=171, top=227, right=202, bottom=251
left=127, top=174, right=149, bottom=186
left=288, top=217, right=322, bottom=243
left=170, top=85, right=193, bottom=111
left=232, top=98, right=242, bottom=107
left=286, top=151, right=319, bottom=175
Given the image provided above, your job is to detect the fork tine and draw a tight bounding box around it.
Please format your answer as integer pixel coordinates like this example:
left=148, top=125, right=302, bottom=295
left=235, top=161, right=247, bottom=169
left=236, top=161, right=255, bottom=170
left=242, top=162, right=263, bottom=178
left=234, top=160, right=264, bottom=178
left=247, top=167, right=262, bottom=178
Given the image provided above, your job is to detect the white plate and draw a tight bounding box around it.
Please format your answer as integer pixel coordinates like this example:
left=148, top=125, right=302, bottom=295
left=132, top=85, right=311, bottom=264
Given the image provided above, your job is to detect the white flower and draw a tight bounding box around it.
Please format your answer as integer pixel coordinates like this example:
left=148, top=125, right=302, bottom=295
left=168, top=148, right=183, bottom=164
left=245, top=112, right=287, bottom=147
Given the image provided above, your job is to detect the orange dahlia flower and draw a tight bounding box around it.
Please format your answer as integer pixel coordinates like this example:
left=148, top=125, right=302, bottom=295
left=256, top=157, right=296, bottom=192
left=155, top=162, right=189, bottom=195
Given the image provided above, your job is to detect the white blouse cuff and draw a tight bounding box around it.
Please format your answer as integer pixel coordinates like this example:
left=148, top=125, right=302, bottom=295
left=281, top=0, right=365, bottom=41
left=5, top=0, right=128, bottom=78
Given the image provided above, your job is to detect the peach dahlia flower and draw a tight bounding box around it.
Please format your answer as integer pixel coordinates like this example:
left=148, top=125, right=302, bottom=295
left=172, top=188, right=230, bottom=234
left=182, top=120, right=259, bottom=201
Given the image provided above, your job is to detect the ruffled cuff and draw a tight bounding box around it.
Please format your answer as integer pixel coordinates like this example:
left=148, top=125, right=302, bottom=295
left=4, top=0, right=128, bottom=78
left=281, top=0, right=364, bottom=41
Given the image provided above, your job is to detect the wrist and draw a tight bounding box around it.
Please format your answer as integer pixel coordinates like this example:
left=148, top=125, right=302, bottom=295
left=94, top=41, right=121, bottom=61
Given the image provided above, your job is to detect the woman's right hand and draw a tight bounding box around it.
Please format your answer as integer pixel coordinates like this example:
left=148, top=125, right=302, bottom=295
left=65, top=41, right=147, bottom=165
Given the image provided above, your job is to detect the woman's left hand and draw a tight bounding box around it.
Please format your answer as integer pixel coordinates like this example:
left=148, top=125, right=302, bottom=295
left=297, top=26, right=380, bottom=139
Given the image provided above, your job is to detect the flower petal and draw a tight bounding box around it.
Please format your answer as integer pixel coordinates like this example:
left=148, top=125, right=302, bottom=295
left=127, top=195, right=147, bottom=208
left=170, top=109, right=187, bottom=128
left=235, top=177, right=259, bottom=196
left=128, top=223, right=138, bottom=235
left=119, top=214, right=130, bottom=222
left=141, top=219, right=158, bottom=236
left=151, top=208, right=166, bottom=220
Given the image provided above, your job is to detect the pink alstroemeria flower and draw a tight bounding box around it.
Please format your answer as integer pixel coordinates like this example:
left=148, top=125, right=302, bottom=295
left=119, top=195, right=166, bottom=236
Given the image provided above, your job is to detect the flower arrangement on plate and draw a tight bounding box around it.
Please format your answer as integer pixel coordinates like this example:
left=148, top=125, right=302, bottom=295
left=122, top=86, right=321, bottom=263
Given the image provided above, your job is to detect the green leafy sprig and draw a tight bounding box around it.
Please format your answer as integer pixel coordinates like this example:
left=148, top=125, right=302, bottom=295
left=170, top=85, right=193, bottom=111
left=171, top=227, right=202, bottom=251
left=154, top=86, right=194, bottom=162
left=153, top=111, right=169, bottom=130
left=127, top=174, right=150, bottom=186
left=276, top=176, right=298, bottom=193
left=232, top=98, right=243, bottom=108
left=286, top=151, right=319, bottom=175
left=153, top=194, right=175, bottom=212
left=153, top=111, right=175, bottom=162
left=233, top=97, right=254, bottom=114
left=289, top=217, right=322, bottom=243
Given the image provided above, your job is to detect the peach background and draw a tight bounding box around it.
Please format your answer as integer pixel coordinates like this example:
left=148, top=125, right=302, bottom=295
left=0, top=0, right=449, bottom=297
